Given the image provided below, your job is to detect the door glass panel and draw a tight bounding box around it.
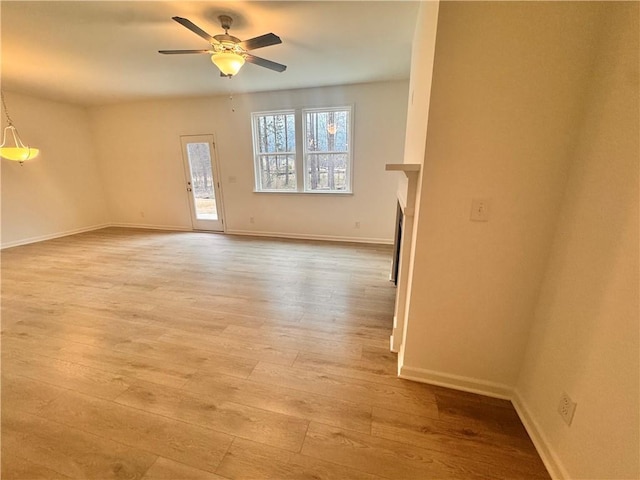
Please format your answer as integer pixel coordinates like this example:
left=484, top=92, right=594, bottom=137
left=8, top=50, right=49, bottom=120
left=186, top=142, right=217, bottom=220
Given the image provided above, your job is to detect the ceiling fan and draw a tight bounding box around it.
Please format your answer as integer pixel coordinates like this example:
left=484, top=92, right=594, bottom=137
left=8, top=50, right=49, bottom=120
left=159, top=15, right=287, bottom=77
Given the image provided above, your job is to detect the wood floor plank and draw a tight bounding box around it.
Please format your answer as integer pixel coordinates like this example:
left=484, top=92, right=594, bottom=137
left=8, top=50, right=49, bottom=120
left=292, top=351, right=400, bottom=387
left=371, top=407, right=550, bottom=478
left=248, top=361, right=440, bottom=418
left=2, top=351, right=135, bottom=400
left=2, top=411, right=158, bottom=480
left=1, top=329, right=71, bottom=357
left=112, top=337, right=260, bottom=378
left=1, top=374, right=66, bottom=416
left=220, top=324, right=363, bottom=360
left=192, top=296, right=305, bottom=322
left=3, top=320, right=136, bottom=351
left=183, top=371, right=373, bottom=434
left=52, top=341, right=199, bottom=388
left=301, top=422, right=487, bottom=479
left=130, top=305, right=266, bottom=336
left=216, top=438, right=385, bottom=480
left=36, top=385, right=233, bottom=473
left=299, top=310, right=392, bottom=329
left=141, top=457, right=228, bottom=480
left=159, top=330, right=299, bottom=366
left=1, top=452, right=74, bottom=480
left=434, top=390, right=534, bottom=440
left=258, top=321, right=390, bottom=349
left=113, top=381, right=309, bottom=452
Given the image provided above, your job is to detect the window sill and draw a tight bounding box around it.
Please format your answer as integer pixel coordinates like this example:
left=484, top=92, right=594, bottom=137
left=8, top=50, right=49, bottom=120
left=253, top=190, right=353, bottom=196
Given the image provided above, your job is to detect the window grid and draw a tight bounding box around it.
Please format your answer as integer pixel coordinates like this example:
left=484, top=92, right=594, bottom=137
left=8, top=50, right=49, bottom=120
left=303, top=107, right=352, bottom=193
left=252, top=106, right=352, bottom=194
left=251, top=110, right=297, bottom=191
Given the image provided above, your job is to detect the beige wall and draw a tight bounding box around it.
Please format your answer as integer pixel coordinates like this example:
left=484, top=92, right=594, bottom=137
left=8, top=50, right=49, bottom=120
left=89, top=81, right=408, bottom=243
left=515, top=4, right=639, bottom=479
left=401, top=1, right=602, bottom=387
left=1, top=92, right=108, bottom=248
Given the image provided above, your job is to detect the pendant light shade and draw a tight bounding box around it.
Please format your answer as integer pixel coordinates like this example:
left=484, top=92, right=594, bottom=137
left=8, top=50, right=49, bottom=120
left=0, top=92, right=39, bottom=164
left=0, top=126, right=40, bottom=161
left=211, top=52, right=245, bottom=76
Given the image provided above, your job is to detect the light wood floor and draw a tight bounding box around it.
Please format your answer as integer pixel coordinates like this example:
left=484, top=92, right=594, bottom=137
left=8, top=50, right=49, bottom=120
left=1, top=228, right=549, bottom=479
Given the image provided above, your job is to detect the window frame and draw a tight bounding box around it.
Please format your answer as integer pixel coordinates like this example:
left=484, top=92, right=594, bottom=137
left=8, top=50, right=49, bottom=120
left=251, top=109, right=299, bottom=192
left=251, top=105, right=354, bottom=194
left=302, top=106, right=353, bottom=194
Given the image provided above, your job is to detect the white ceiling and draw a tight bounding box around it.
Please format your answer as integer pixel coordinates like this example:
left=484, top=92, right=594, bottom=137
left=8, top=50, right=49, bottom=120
left=1, top=1, right=419, bottom=106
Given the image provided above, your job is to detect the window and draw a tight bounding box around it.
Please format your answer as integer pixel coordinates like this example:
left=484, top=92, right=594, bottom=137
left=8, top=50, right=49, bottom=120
left=251, top=110, right=297, bottom=191
left=303, top=107, right=352, bottom=192
left=252, top=106, right=353, bottom=193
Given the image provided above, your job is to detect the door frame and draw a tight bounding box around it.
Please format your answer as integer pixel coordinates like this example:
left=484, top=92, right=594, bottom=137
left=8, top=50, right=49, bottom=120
left=180, top=134, right=226, bottom=232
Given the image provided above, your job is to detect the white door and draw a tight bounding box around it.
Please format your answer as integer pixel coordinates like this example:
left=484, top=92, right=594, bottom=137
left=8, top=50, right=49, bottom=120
left=180, top=135, right=224, bottom=232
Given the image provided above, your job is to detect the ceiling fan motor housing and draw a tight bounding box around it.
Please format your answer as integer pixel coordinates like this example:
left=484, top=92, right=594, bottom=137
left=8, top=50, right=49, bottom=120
left=214, top=34, right=242, bottom=46
left=218, top=15, right=233, bottom=32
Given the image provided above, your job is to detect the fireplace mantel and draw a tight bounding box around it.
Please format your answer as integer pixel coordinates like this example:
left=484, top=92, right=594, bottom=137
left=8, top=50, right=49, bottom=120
left=385, top=163, right=421, bottom=172
left=385, top=163, right=421, bottom=217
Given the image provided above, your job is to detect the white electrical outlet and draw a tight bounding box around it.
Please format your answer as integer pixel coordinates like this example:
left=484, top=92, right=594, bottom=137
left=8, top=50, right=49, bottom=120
left=355, top=221, right=361, bottom=229
left=249, top=216, right=255, bottom=224
left=558, top=392, right=577, bottom=426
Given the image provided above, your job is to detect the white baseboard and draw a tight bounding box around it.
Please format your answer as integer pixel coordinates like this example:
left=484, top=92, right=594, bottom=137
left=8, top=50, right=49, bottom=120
left=512, top=390, right=567, bottom=480
left=109, top=223, right=192, bottom=232
left=1, top=223, right=111, bottom=250
left=226, top=229, right=393, bottom=245
left=398, top=364, right=512, bottom=400
left=2, top=224, right=391, bottom=249
left=389, top=335, right=398, bottom=353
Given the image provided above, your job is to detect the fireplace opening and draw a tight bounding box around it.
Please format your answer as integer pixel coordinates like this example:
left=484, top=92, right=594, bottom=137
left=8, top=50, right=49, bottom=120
left=391, top=201, right=403, bottom=286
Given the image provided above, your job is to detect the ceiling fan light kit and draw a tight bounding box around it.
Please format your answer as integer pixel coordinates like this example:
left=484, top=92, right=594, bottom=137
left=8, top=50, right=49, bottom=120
left=160, top=15, right=286, bottom=78
left=212, top=51, right=245, bottom=76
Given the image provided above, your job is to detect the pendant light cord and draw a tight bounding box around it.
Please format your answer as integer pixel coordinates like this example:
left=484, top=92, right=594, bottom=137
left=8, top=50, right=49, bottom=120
left=1, top=92, right=14, bottom=126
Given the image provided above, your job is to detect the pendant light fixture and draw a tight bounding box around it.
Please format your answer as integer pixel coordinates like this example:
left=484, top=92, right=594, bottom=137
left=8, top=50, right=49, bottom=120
left=0, top=92, right=39, bottom=164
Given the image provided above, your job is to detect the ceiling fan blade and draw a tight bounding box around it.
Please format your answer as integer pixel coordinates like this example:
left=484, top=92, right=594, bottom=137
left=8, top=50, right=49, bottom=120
left=239, top=33, right=282, bottom=51
left=245, top=54, right=287, bottom=73
left=158, top=49, right=212, bottom=54
left=172, top=16, right=219, bottom=44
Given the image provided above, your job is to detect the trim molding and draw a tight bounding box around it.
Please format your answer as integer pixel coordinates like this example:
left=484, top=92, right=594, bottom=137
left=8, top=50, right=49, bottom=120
left=109, top=223, right=192, bottom=232
left=2, top=224, right=391, bottom=250
left=512, top=390, right=567, bottom=480
left=1, top=223, right=110, bottom=250
left=398, top=364, right=512, bottom=400
left=226, top=229, right=393, bottom=245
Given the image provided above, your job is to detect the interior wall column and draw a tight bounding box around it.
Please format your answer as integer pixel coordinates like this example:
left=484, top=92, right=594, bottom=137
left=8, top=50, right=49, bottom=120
left=386, top=163, right=420, bottom=355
